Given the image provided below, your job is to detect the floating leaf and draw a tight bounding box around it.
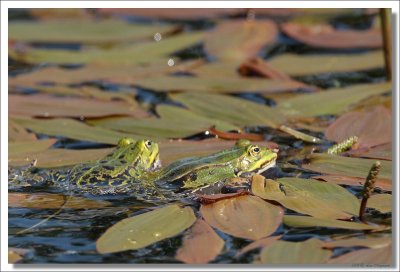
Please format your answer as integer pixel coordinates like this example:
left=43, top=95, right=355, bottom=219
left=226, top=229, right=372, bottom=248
left=268, top=50, right=384, bottom=76
left=8, top=249, right=23, bottom=263
left=367, top=194, right=392, bottom=213
left=9, top=139, right=57, bottom=156
left=195, top=190, right=250, bottom=205
left=325, top=106, right=391, bottom=149
left=175, top=219, right=224, bottom=264
left=235, top=235, right=281, bottom=258
left=172, top=92, right=285, bottom=128
left=96, top=204, right=196, bottom=253
left=134, top=75, right=307, bottom=93
left=9, top=94, right=149, bottom=118
left=314, top=174, right=391, bottom=191
left=322, top=236, right=392, bottom=249
left=327, top=245, right=391, bottom=264
left=204, top=19, right=278, bottom=61
left=302, top=153, right=392, bottom=181
left=283, top=215, right=380, bottom=230
left=259, top=239, right=332, bottom=264
left=200, top=195, right=283, bottom=240
left=281, top=22, right=382, bottom=49
left=8, top=192, right=111, bottom=209
left=8, top=147, right=112, bottom=168
left=87, top=105, right=238, bottom=139
left=9, top=20, right=178, bottom=44
left=9, top=120, right=37, bottom=142
left=238, top=57, right=294, bottom=80
left=12, top=116, right=143, bottom=145
left=252, top=175, right=360, bottom=219
left=346, top=143, right=392, bottom=160
left=277, top=82, right=391, bottom=117
left=10, top=31, right=204, bottom=65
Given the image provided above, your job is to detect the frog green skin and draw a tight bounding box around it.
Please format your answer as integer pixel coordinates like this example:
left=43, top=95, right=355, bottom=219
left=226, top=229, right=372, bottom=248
left=153, top=140, right=278, bottom=192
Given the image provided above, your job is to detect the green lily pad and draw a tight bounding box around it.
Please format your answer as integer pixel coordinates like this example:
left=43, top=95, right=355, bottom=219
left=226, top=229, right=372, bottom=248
left=252, top=175, right=360, bottom=219
left=9, top=20, right=178, bottom=44
left=172, top=92, right=285, bottom=128
left=277, top=82, right=391, bottom=117
left=9, top=120, right=37, bottom=142
left=10, top=31, right=204, bottom=65
left=200, top=195, right=283, bottom=240
left=259, top=239, right=332, bottom=264
left=134, top=75, right=306, bottom=94
left=96, top=204, right=196, bottom=253
left=366, top=194, right=392, bottom=213
left=302, top=153, right=392, bottom=181
left=9, top=139, right=57, bottom=156
left=9, top=94, right=149, bottom=118
left=283, top=215, right=380, bottom=230
left=87, top=105, right=238, bottom=139
left=204, top=19, right=278, bottom=61
left=175, top=219, right=224, bottom=264
left=11, top=117, right=143, bottom=145
left=268, top=50, right=384, bottom=76
left=327, top=245, right=391, bottom=264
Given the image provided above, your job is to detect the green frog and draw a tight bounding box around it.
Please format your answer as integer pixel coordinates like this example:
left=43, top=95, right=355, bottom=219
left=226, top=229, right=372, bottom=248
left=9, top=138, right=278, bottom=200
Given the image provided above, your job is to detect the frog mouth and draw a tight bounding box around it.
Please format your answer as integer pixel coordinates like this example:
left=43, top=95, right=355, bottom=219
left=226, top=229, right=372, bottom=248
left=149, top=155, right=162, bottom=171
left=256, top=160, right=276, bottom=174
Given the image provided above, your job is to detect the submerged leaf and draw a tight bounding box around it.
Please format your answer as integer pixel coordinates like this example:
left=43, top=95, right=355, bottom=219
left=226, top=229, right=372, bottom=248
left=9, top=20, right=178, bottom=44
left=175, top=219, right=224, bottom=264
left=268, top=50, right=384, bottom=76
left=252, top=175, right=359, bottom=219
left=278, top=82, right=391, bottom=117
left=96, top=204, right=196, bottom=253
left=283, top=215, right=380, bottom=230
left=281, top=22, right=382, bottom=49
left=9, top=94, right=148, bottom=118
left=325, top=106, right=391, bottom=149
left=259, top=239, right=332, bottom=264
left=204, top=19, right=278, bottom=61
left=8, top=192, right=111, bottom=209
left=172, top=92, right=285, bottom=128
left=200, top=195, right=283, bottom=240
left=327, top=245, right=391, bottom=264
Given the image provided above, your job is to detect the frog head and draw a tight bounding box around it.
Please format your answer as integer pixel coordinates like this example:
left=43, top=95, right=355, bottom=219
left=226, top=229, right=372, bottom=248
left=236, top=143, right=278, bottom=177
left=118, top=139, right=160, bottom=171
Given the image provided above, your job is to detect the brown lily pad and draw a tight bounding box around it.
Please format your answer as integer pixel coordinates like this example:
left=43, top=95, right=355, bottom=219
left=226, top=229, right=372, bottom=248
left=175, top=219, right=224, bottom=264
left=235, top=235, right=281, bottom=258
left=314, top=175, right=392, bottom=191
left=327, top=245, right=391, bottom=264
left=281, top=22, right=382, bottom=49
left=200, top=195, right=283, bottom=240
left=322, top=236, right=392, bottom=249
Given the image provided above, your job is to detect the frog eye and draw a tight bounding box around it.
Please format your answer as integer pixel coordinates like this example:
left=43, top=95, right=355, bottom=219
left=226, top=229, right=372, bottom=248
left=145, top=140, right=152, bottom=148
left=249, top=145, right=260, bottom=156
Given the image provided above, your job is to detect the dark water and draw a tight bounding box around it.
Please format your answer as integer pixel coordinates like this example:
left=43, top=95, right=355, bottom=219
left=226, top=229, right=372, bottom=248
left=8, top=9, right=390, bottom=264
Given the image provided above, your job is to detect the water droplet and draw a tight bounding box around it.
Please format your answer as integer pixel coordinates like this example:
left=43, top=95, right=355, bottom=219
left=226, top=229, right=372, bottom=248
left=127, top=238, right=137, bottom=244
left=167, top=58, right=175, bottom=66
left=154, top=32, right=162, bottom=42
left=248, top=228, right=253, bottom=232
left=153, top=232, right=161, bottom=238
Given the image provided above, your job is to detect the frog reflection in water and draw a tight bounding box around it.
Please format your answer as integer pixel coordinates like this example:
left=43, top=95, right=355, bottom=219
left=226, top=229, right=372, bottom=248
left=10, top=138, right=278, bottom=200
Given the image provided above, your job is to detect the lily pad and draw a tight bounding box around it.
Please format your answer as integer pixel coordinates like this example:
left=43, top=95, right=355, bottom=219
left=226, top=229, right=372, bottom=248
left=277, top=82, right=391, bottom=117
left=200, top=195, right=283, bottom=240
left=172, top=92, right=285, bottom=128
left=302, top=153, right=392, bottom=181
left=96, top=204, right=196, bottom=253
left=9, top=139, right=57, bottom=156
left=327, top=245, right=391, bottom=264
left=322, top=236, right=392, bottom=249
left=259, top=239, right=332, bottom=264
left=283, top=215, right=380, bottom=230
left=314, top=174, right=392, bottom=191
left=281, top=22, right=382, bottom=49
left=9, top=120, right=37, bottom=142
left=366, top=194, right=392, bottom=213
left=11, top=116, right=143, bottom=145
left=252, top=175, right=360, bottom=219
left=8, top=192, right=111, bottom=209
left=9, top=94, right=149, bottom=118
left=204, top=19, right=278, bottom=61
left=325, top=106, right=391, bottom=149
left=9, top=20, right=178, bottom=44
left=268, top=50, right=384, bottom=76
left=235, top=235, right=281, bottom=258
left=8, top=249, right=23, bottom=264
left=175, top=219, right=224, bottom=264
left=10, top=31, right=204, bottom=65
left=345, top=143, right=392, bottom=161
